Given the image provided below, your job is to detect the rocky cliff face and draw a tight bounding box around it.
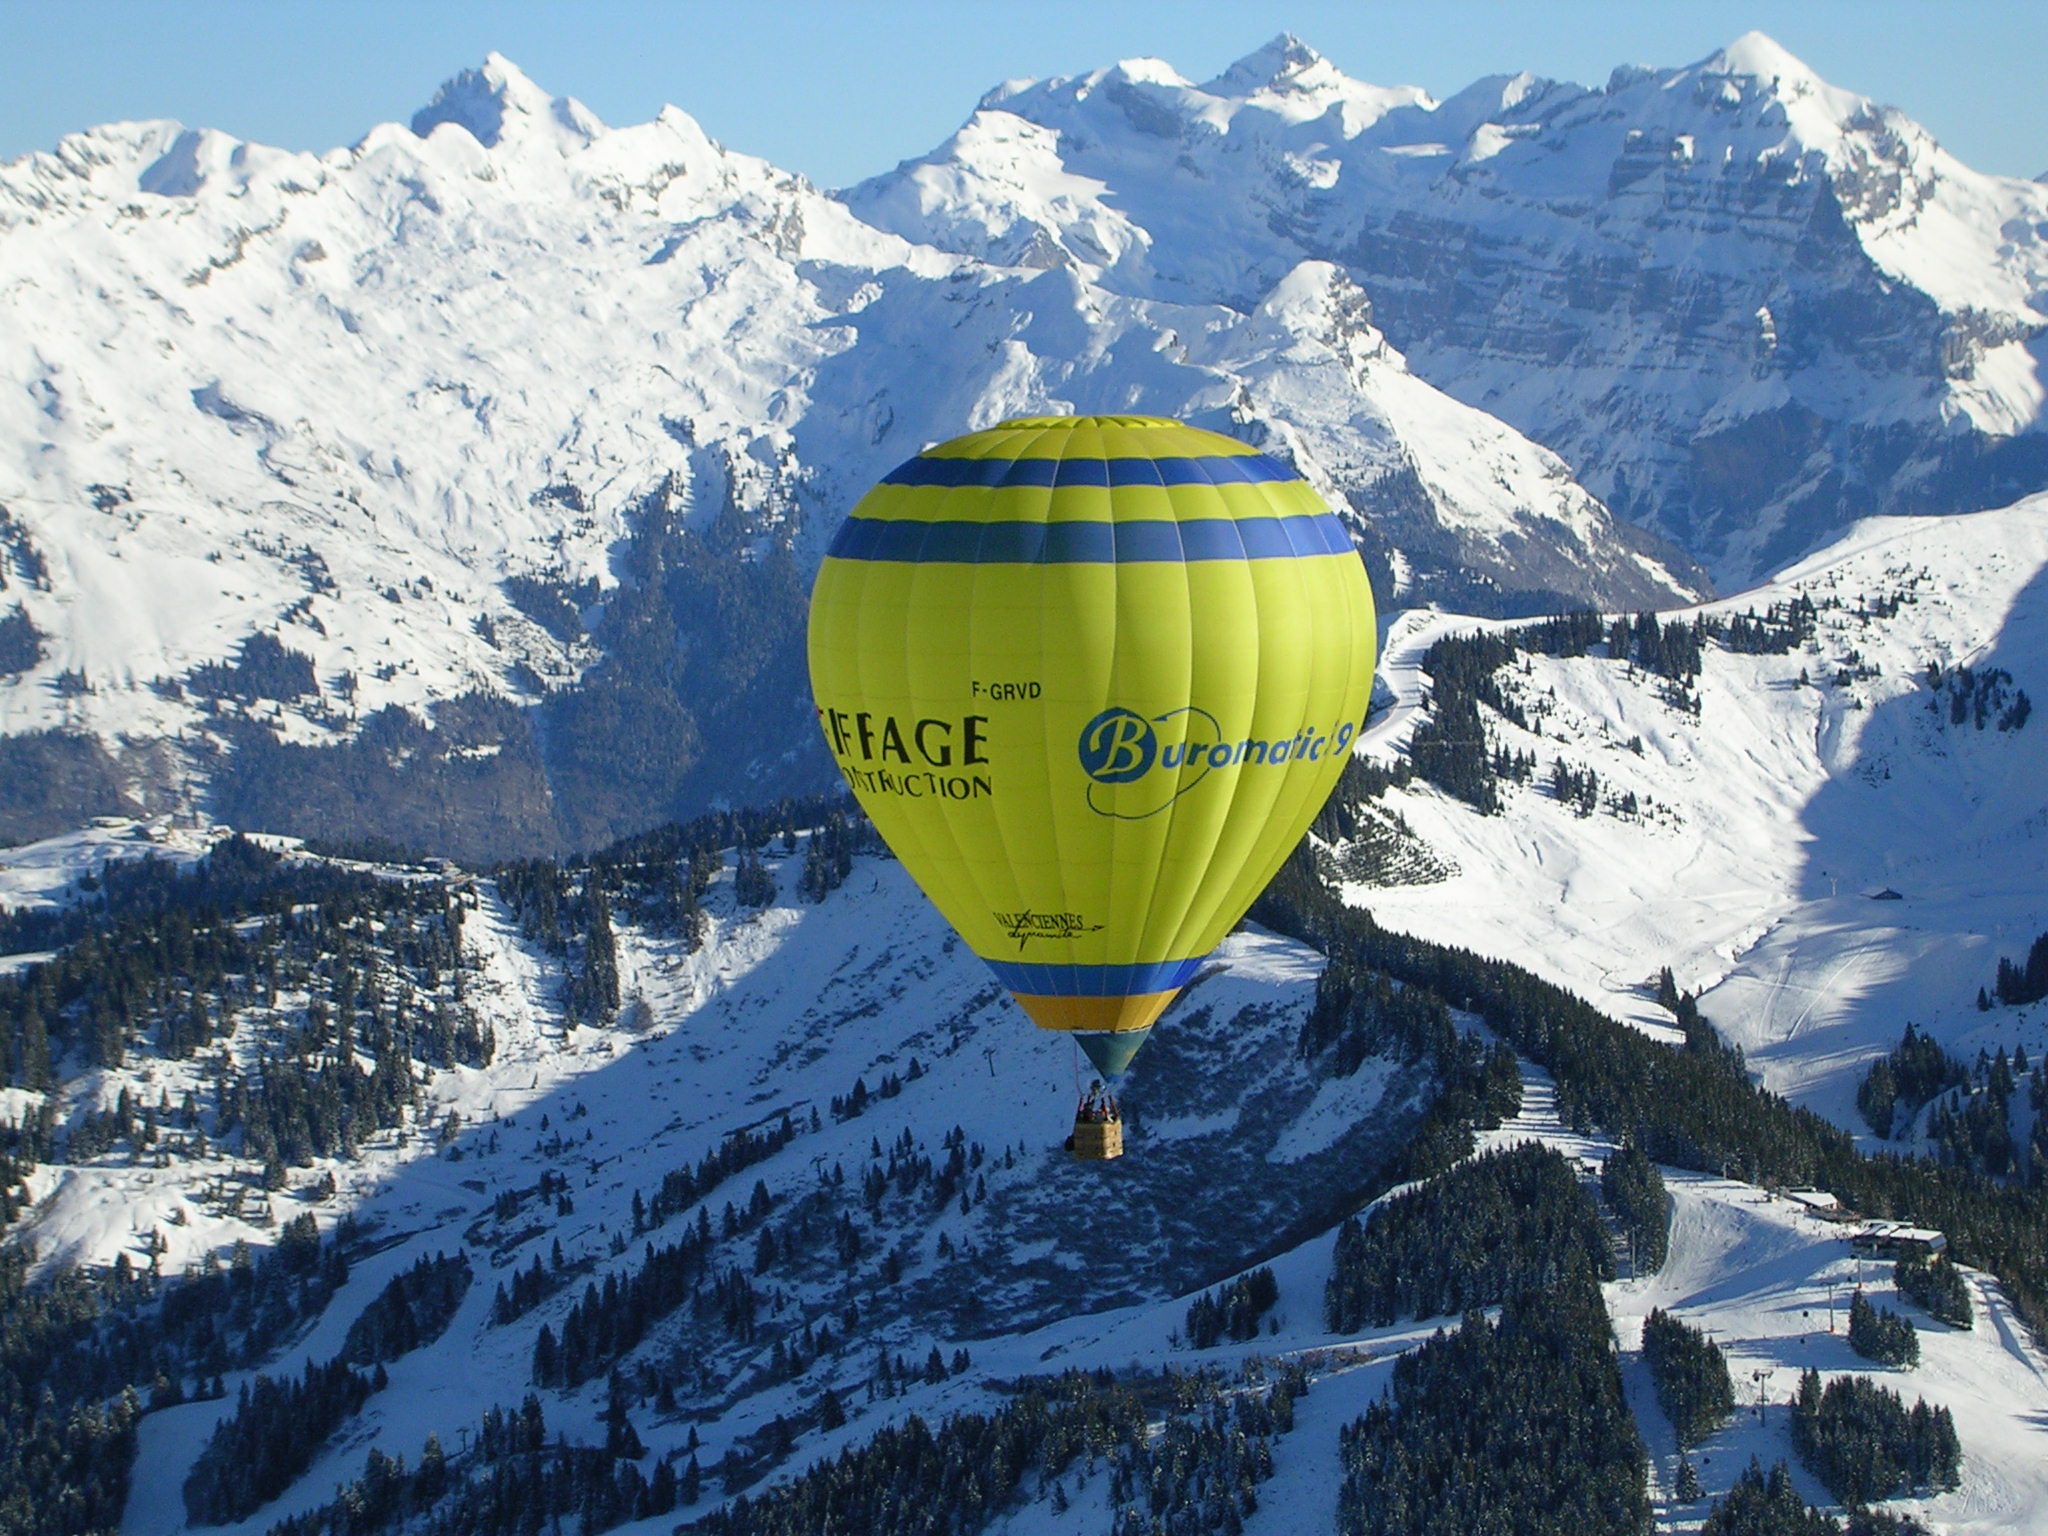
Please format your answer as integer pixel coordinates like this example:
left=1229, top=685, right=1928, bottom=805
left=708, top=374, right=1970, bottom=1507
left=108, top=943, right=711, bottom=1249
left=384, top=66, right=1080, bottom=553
left=850, top=33, right=2048, bottom=587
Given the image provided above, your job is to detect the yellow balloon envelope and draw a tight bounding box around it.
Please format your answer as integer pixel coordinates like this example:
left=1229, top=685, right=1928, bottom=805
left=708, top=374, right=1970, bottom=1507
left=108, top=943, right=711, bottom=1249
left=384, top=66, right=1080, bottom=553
left=807, top=415, right=1376, bottom=1076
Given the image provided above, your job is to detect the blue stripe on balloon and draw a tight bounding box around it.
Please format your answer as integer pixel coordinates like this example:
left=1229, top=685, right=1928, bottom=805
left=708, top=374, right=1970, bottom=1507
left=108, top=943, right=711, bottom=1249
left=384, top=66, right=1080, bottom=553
left=825, top=513, right=1352, bottom=563
left=982, top=957, right=1207, bottom=996
left=881, top=454, right=1294, bottom=489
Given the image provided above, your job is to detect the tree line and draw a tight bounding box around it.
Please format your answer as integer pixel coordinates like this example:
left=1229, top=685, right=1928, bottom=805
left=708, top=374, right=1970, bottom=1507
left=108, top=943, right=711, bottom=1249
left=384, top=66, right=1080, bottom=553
left=183, top=1355, right=379, bottom=1525
left=258, top=1360, right=1306, bottom=1536
left=1183, top=1266, right=1278, bottom=1349
left=1602, top=1144, right=1669, bottom=1270
left=1641, top=1307, right=1733, bottom=1449
left=492, top=798, right=883, bottom=1019
left=341, top=1252, right=471, bottom=1365
left=1337, top=1270, right=1650, bottom=1536
left=535, top=1222, right=743, bottom=1392
left=0, top=1213, right=353, bottom=1536
left=1701, top=1459, right=1929, bottom=1536
left=1859, top=1027, right=2046, bottom=1185
left=1923, top=659, right=2031, bottom=733
left=688, top=1362, right=1306, bottom=1536
left=184, top=1247, right=479, bottom=1524
left=0, top=835, right=487, bottom=1187
left=1893, top=1251, right=1972, bottom=1328
left=1791, top=1368, right=1960, bottom=1507
left=485, top=1131, right=787, bottom=1334
left=1847, top=1290, right=1919, bottom=1368
left=1296, top=953, right=1521, bottom=1184
left=1247, top=845, right=2048, bottom=1343
left=263, top=1392, right=680, bottom=1536
left=1326, top=1142, right=1612, bottom=1331
left=1989, top=929, right=2048, bottom=1007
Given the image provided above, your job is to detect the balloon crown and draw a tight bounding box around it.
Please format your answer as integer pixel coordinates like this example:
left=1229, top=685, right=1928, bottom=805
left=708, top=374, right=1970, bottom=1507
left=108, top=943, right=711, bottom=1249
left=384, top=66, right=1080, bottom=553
left=991, top=414, right=1182, bottom=431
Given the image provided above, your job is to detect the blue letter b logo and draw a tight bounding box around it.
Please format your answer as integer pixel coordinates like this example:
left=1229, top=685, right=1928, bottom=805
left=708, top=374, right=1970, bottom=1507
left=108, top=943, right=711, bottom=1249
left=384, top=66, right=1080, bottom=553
left=1078, top=708, right=1157, bottom=784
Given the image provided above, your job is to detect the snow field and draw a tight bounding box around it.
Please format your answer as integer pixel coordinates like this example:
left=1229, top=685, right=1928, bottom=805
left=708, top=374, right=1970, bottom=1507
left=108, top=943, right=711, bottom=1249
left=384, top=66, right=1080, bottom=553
left=1356, top=501, right=2048, bottom=1129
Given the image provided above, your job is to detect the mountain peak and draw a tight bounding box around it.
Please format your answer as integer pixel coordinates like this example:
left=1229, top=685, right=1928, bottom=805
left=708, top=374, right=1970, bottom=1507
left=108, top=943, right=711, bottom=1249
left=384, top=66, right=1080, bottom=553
left=410, top=53, right=601, bottom=149
left=1196, top=35, right=1431, bottom=126
left=1204, top=33, right=1330, bottom=97
left=1102, top=55, right=1191, bottom=90
left=1708, top=31, right=1821, bottom=90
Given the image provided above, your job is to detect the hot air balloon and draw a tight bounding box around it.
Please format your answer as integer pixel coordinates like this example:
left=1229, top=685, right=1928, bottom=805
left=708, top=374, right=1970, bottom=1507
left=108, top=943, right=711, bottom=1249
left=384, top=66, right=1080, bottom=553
left=807, top=415, right=1376, bottom=1156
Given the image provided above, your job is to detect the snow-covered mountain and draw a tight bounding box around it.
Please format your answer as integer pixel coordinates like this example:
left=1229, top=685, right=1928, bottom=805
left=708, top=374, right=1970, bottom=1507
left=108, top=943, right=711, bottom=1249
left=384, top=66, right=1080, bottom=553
left=10, top=37, right=2048, bottom=1536
left=5, top=34, right=2047, bottom=863
left=1347, top=492, right=2048, bottom=1135
left=0, top=54, right=1699, bottom=860
left=851, top=32, right=2048, bottom=587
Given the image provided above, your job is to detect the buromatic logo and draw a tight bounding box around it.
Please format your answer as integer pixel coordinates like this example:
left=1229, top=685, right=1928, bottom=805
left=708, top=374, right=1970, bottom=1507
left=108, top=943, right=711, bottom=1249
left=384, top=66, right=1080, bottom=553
left=1078, top=705, right=1360, bottom=819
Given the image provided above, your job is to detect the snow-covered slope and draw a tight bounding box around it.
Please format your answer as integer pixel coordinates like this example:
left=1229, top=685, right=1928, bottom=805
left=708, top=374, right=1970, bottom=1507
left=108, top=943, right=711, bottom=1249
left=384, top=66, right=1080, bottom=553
left=0, top=55, right=1693, bottom=859
left=9, top=819, right=2042, bottom=1536
left=0, top=816, right=1448, bottom=1531
left=851, top=32, right=2048, bottom=586
left=1500, top=1061, right=2048, bottom=1536
left=1, top=822, right=1416, bottom=1291
left=1349, top=493, right=2048, bottom=1133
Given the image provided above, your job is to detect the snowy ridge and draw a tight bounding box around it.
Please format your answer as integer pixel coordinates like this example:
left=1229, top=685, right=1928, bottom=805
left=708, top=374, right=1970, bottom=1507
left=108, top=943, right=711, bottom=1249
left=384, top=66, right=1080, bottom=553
left=13, top=30, right=2043, bottom=844
left=0, top=52, right=1693, bottom=853
left=0, top=61, right=917, bottom=744
left=1352, top=493, right=2048, bottom=1133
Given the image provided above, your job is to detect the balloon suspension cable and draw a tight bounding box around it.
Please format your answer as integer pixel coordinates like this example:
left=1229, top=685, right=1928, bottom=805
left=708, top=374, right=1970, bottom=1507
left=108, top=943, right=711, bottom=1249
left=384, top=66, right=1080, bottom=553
left=1071, top=1037, right=1083, bottom=1105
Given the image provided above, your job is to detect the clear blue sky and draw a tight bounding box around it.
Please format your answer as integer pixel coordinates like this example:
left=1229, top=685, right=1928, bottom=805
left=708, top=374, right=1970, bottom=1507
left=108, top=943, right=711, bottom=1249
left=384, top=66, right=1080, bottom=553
left=4, top=1, right=2044, bottom=186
